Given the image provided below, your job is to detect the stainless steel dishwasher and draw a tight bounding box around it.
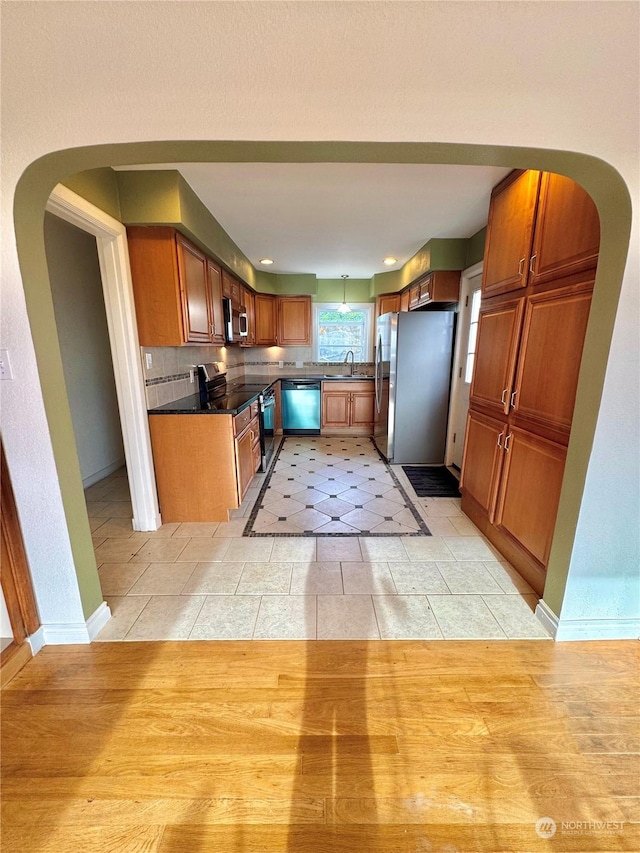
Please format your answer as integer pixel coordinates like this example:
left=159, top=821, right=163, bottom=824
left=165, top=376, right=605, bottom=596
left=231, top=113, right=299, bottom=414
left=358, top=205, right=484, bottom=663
left=281, top=379, right=321, bottom=435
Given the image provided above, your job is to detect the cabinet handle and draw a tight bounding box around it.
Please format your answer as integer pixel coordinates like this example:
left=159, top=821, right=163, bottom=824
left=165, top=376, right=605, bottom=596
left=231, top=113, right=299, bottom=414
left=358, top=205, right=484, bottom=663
left=501, top=388, right=508, bottom=405
left=497, top=431, right=504, bottom=448
left=504, top=433, right=512, bottom=452
left=510, top=390, right=517, bottom=409
left=518, top=257, right=525, bottom=276
left=529, top=253, right=537, bottom=274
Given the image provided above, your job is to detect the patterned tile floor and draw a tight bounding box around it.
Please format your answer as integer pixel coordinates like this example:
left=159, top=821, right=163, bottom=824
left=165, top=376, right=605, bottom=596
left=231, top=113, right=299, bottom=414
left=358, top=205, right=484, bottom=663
left=86, top=444, right=551, bottom=642
left=245, top=437, right=426, bottom=535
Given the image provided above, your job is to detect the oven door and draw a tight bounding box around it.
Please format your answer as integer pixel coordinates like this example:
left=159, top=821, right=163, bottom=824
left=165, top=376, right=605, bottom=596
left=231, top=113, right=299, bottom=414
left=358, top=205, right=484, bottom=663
left=260, top=392, right=277, bottom=471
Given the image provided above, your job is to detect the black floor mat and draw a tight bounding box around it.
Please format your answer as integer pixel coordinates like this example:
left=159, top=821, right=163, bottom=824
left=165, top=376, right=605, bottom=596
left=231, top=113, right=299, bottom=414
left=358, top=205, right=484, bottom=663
left=402, top=465, right=461, bottom=498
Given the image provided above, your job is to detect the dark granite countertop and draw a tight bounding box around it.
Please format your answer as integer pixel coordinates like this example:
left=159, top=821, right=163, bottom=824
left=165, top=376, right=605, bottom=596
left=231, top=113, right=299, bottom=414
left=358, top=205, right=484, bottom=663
left=148, top=374, right=373, bottom=416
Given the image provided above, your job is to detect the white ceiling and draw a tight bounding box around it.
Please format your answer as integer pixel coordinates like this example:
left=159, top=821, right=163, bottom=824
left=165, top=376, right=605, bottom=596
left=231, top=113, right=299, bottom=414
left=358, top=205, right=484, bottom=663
left=117, top=162, right=510, bottom=278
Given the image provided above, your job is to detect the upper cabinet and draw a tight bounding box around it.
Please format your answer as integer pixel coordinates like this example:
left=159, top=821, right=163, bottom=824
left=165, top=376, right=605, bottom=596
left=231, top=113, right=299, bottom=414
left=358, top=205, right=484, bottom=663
left=375, top=294, right=400, bottom=319
left=254, top=294, right=278, bottom=346
left=241, top=286, right=256, bottom=347
left=222, top=270, right=242, bottom=309
left=482, top=170, right=541, bottom=299
left=482, top=169, right=600, bottom=299
left=255, top=294, right=312, bottom=346
left=128, top=226, right=223, bottom=347
left=529, top=172, right=600, bottom=288
left=206, top=258, right=225, bottom=345
left=277, top=296, right=312, bottom=346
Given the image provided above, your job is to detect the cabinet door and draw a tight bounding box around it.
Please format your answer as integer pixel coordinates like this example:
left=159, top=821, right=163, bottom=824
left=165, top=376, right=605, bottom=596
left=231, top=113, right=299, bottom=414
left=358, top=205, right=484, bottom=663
left=235, top=427, right=255, bottom=503
left=530, top=172, right=600, bottom=287
left=176, top=234, right=212, bottom=344
left=322, top=392, right=350, bottom=427
left=431, top=270, right=461, bottom=303
left=222, top=271, right=242, bottom=308
left=459, top=411, right=507, bottom=522
left=207, top=259, right=225, bottom=345
left=409, top=285, right=420, bottom=310
left=254, top=294, right=277, bottom=346
left=512, top=285, right=593, bottom=434
left=399, top=290, right=410, bottom=312
left=351, top=391, right=375, bottom=426
left=482, top=170, right=541, bottom=298
left=470, top=298, right=524, bottom=416
left=494, top=428, right=566, bottom=567
left=278, top=296, right=311, bottom=346
left=418, top=275, right=432, bottom=305
left=376, top=294, right=400, bottom=317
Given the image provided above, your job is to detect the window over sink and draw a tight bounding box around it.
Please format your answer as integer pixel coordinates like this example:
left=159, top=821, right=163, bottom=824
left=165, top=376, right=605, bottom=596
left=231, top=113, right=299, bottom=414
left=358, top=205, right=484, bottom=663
left=313, top=303, right=374, bottom=363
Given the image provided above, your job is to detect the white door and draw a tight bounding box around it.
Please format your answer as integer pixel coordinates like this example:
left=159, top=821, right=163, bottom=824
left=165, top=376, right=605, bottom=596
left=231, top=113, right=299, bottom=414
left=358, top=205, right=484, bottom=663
left=446, top=267, right=483, bottom=469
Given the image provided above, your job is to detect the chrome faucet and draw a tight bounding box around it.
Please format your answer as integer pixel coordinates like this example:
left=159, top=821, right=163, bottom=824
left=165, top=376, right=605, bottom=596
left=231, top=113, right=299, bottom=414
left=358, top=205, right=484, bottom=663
left=343, top=350, right=355, bottom=376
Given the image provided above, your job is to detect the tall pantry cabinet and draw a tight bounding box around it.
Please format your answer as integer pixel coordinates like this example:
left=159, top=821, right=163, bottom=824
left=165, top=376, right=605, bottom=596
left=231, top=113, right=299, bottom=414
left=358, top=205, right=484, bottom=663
left=460, top=170, right=600, bottom=594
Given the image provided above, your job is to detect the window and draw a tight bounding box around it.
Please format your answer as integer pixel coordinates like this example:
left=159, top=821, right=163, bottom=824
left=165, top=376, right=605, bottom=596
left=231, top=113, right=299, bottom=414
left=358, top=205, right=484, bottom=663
left=464, top=289, right=482, bottom=384
left=313, top=303, right=374, bottom=363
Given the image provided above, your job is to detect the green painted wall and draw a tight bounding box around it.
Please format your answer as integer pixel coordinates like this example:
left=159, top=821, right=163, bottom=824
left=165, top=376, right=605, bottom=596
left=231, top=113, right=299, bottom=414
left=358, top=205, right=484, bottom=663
left=316, top=279, right=372, bottom=303
left=62, top=168, right=121, bottom=220
left=372, top=238, right=472, bottom=296
left=33, top=140, right=629, bottom=621
left=116, top=170, right=181, bottom=224
left=466, top=227, right=487, bottom=268
left=272, top=273, right=318, bottom=295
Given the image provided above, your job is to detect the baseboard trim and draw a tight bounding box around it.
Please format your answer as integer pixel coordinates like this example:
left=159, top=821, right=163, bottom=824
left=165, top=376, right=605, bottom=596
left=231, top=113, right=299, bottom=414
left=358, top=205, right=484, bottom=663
left=535, top=600, right=559, bottom=639
left=555, top=616, right=640, bottom=642
left=27, top=626, right=45, bottom=655
left=82, top=459, right=126, bottom=489
left=41, top=602, right=112, bottom=645
left=86, top=601, right=112, bottom=640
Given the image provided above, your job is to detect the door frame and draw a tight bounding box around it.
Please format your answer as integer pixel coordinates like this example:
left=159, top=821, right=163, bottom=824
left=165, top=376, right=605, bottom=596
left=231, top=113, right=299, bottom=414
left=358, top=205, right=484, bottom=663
left=46, top=184, right=161, bottom=531
left=445, top=260, right=483, bottom=467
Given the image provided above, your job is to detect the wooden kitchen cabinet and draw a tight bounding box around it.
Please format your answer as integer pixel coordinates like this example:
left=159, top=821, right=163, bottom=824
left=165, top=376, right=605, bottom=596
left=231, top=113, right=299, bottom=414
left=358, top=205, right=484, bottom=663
left=469, top=297, right=524, bottom=417
left=206, top=258, right=225, bottom=345
left=459, top=411, right=507, bottom=521
left=529, top=172, right=600, bottom=288
left=235, top=412, right=260, bottom=503
left=461, top=169, right=599, bottom=593
left=376, top=294, right=400, bottom=318
left=255, top=294, right=278, bottom=345
left=222, top=270, right=242, bottom=308
left=511, top=283, right=593, bottom=437
left=399, top=271, right=461, bottom=311
left=128, top=226, right=219, bottom=347
left=494, top=428, right=567, bottom=567
left=482, top=170, right=541, bottom=299
left=321, top=381, right=374, bottom=434
left=278, top=295, right=311, bottom=345
left=399, top=289, right=411, bottom=312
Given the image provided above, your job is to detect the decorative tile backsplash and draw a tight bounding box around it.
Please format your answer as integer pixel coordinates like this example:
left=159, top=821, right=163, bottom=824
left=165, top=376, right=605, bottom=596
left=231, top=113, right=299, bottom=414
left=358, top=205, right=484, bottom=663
left=141, top=345, right=373, bottom=409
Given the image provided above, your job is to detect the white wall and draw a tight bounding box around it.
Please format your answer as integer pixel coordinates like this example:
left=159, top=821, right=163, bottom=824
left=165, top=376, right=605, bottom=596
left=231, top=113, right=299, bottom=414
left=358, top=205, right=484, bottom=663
left=44, top=214, right=125, bottom=487
left=0, top=1, right=638, bottom=632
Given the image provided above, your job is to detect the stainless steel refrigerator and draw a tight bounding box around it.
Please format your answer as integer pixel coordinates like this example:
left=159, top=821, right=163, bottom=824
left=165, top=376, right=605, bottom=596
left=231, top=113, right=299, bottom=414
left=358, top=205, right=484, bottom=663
left=374, top=311, right=455, bottom=464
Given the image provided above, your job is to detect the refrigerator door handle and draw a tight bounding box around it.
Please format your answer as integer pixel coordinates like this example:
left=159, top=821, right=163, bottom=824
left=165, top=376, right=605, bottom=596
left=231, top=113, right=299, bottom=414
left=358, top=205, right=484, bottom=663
left=375, top=333, right=382, bottom=413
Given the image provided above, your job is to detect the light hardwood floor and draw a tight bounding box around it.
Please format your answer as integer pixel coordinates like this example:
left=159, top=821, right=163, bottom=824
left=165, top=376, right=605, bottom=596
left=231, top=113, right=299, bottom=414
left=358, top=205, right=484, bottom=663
left=2, top=640, right=638, bottom=852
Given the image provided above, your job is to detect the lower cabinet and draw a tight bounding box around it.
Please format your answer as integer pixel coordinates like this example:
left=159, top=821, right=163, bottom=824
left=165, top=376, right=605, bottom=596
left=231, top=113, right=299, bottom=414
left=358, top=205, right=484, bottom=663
left=321, top=381, right=374, bottom=434
left=148, top=404, right=261, bottom=522
left=234, top=410, right=261, bottom=503
left=460, top=411, right=566, bottom=594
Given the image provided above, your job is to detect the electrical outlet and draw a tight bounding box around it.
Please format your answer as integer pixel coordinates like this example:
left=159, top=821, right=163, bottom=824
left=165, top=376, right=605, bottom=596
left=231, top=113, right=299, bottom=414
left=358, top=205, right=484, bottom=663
left=278, top=360, right=284, bottom=368
left=145, top=352, right=153, bottom=370
left=0, top=349, right=13, bottom=380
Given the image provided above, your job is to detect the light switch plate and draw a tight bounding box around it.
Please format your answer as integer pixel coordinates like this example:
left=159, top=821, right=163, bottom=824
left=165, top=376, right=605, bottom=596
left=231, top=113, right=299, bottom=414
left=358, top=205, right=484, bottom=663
left=0, top=349, right=13, bottom=380
left=145, top=352, right=153, bottom=370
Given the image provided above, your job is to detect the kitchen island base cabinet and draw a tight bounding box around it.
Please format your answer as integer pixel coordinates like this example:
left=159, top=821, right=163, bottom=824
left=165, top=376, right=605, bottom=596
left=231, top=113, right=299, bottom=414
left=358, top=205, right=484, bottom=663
left=149, top=414, right=252, bottom=522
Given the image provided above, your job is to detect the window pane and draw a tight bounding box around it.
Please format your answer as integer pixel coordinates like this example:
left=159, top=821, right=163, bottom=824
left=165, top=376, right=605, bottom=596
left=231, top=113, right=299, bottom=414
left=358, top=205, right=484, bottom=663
left=314, top=304, right=374, bottom=362
left=470, top=289, right=482, bottom=323
left=465, top=352, right=475, bottom=384
left=468, top=320, right=478, bottom=354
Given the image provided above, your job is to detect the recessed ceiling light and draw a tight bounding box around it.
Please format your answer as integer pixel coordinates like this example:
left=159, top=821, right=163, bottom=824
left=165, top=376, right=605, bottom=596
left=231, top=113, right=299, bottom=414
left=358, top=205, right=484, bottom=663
left=259, top=258, right=274, bottom=265
left=383, top=256, right=397, bottom=266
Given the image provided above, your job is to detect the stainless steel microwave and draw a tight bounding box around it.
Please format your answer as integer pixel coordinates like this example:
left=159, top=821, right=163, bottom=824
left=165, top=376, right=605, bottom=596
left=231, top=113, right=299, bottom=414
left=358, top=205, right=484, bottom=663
left=223, top=297, right=248, bottom=343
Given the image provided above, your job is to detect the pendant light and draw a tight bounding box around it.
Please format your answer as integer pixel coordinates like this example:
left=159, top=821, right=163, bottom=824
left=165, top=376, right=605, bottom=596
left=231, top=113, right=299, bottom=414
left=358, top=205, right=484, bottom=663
left=338, top=274, right=351, bottom=314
